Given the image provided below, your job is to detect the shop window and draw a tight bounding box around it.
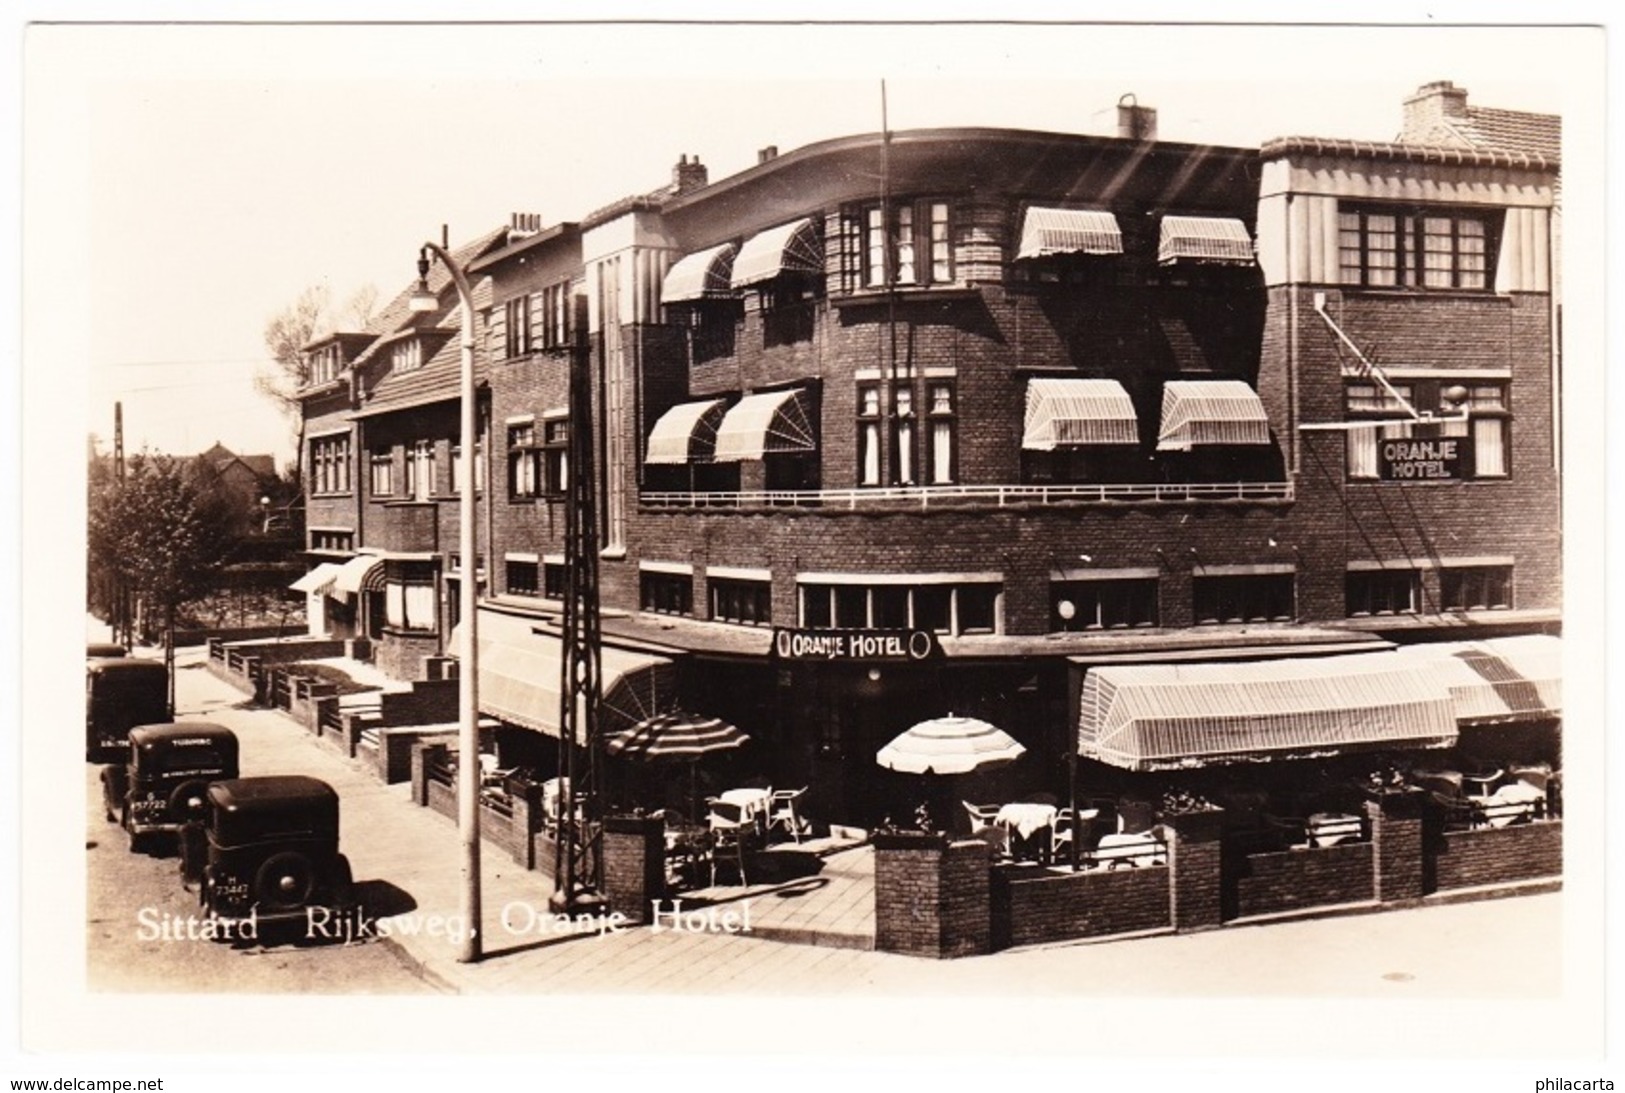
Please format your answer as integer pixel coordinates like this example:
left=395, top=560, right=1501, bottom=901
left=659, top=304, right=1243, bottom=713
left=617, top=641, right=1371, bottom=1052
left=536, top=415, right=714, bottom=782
left=640, top=571, right=694, bottom=617
left=1440, top=566, right=1512, bottom=611
left=506, top=560, right=539, bottom=597
left=1193, top=574, right=1295, bottom=624
left=710, top=578, right=772, bottom=627
left=1338, top=206, right=1495, bottom=290
left=1050, top=579, right=1159, bottom=631
left=1345, top=570, right=1420, bottom=617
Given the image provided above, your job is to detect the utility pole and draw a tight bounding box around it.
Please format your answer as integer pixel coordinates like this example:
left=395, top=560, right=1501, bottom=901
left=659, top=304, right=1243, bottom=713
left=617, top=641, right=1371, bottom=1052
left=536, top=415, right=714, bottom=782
left=552, top=296, right=605, bottom=915
left=113, top=402, right=130, bottom=648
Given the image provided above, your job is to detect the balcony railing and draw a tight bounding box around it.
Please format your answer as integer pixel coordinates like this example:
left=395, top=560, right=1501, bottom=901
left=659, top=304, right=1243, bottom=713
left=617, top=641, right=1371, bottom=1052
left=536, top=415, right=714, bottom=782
left=640, top=480, right=1293, bottom=510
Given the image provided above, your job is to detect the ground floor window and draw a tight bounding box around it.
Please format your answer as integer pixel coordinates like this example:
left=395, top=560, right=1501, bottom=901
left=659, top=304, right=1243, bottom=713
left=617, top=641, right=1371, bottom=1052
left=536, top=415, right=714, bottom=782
left=640, top=571, right=694, bottom=616
left=1193, top=573, right=1294, bottom=624
left=506, top=560, right=539, bottom=597
left=543, top=562, right=567, bottom=600
left=384, top=561, right=438, bottom=632
left=1050, top=579, right=1159, bottom=631
left=1345, top=569, right=1421, bottom=617
left=1440, top=566, right=1512, bottom=611
left=710, top=577, right=772, bottom=626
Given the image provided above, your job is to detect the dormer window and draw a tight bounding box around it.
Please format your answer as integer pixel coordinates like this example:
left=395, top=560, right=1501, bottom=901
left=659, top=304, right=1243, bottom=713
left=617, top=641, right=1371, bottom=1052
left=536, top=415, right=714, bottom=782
left=392, top=339, right=423, bottom=373
left=306, top=344, right=343, bottom=386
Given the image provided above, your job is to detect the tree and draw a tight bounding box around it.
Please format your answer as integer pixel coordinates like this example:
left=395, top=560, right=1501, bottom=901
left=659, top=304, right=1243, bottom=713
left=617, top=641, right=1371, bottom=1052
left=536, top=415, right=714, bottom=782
left=257, top=284, right=331, bottom=489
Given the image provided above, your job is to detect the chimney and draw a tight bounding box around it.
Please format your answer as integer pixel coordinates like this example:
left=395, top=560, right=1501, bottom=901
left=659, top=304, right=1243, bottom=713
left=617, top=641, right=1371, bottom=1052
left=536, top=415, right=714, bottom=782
left=1402, top=80, right=1470, bottom=142
left=757, top=145, right=779, bottom=164
left=672, top=154, right=709, bottom=194
left=507, top=212, right=542, bottom=244
left=1116, top=94, right=1157, bottom=142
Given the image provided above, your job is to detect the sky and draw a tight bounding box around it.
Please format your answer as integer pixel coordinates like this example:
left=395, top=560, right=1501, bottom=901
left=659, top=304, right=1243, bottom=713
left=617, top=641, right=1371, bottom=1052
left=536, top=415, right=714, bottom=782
left=23, top=20, right=1593, bottom=473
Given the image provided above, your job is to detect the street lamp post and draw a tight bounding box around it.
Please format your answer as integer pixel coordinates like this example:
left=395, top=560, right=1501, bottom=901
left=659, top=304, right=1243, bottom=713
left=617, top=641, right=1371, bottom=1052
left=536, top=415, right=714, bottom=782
left=410, top=242, right=481, bottom=963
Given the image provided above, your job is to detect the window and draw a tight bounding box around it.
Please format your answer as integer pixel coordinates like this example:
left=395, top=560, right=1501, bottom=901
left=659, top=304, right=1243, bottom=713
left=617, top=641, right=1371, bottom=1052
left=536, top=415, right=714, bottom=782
left=1345, top=570, right=1420, bottom=617
left=450, top=435, right=486, bottom=494
left=369, top=448, right=394, bottom=497
left=640, top=571, right=694, bottom=616
left=543, top=562, right=567, bottom=599
left=709, top=578, right=772, bottom=626
left=857, top=385, right=882, bottom=486
left=307, top=344, right=343, bottom=386
left=384, top=561, right=437, bottom=632
left=309, top=435, right=351, bottom=495
left=927, top=381, right=956, bottom=485
left=543, top=419, right=569, bottom=497
left=797, top=581, right=1002, bottom=636
left=392, top=339, right=423, bottom=373
left=406, top=439, right=434, bottom=501
left=1440, top=566, right=1512, bottom=611
left=855, top=200, right=954, bottom=289
left=541, top=281, right=574, bottom=349
left=309, top=530, right=353, bottom=553
left=1345, top=381, right=1510, bottom=480
left=893, top=387, right=916, bottom=486
left=1193, top=574, right=1295, bottom=624
left=508, top=423, right=540, bottom=499
left=503, top=295, right=533, bottom=359
left=505, top=560, right=539, bottom=597
left=1050, top=579, right=1159, bottom=631
left=1339, top=207, right=1493, bottom=290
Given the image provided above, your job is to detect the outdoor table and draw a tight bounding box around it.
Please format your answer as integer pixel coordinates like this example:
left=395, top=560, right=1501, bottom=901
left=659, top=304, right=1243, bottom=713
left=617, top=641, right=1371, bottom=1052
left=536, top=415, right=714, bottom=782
left=718, top=787, right=772, bottom=826
left=996, top=802, right=1058, bottom=862
left=1094, top=831, right=1167, bottom=868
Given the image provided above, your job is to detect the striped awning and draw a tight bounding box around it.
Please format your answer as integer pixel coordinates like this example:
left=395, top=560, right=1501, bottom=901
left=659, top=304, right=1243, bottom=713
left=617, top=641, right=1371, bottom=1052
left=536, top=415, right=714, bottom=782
left=661, top=243, right=738, bottom=304
left=1015, top=207, right=1123, bottom=260
left=1156, top=379, right=1272, bottom=451
left=1393, top=635, right=1561, bottom=725
left=730, top=219, right=823, bottom=288
left=330, top=554, right=386, bottom=596
left=1077, top=652, right=1458, bottom=771
left=1022, top=378, right=1139, bottom=449
left=712, top=388, right=817, bottom=462
left=1158, top=216, right=1256, bottom=266
left=455, top=609, right=676, bottom=740
left=289, top=562, right=344, bottom=596
left=645, top=398, right=729, bottom=465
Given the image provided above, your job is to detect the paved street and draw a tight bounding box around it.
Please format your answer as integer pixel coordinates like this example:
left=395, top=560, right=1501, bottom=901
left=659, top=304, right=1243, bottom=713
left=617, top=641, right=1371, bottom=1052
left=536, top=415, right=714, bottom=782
left=86, top=635, right=1568, bottom=1006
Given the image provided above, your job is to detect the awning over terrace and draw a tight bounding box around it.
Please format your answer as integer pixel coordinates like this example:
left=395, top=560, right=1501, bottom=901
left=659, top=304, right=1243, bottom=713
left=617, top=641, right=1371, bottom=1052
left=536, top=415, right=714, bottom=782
left=1015, top=207, right=1124, bottom=259
left=452, top=608, right=676, bottom=739
left=730, top=219, right=823, bottom=288
left=1157, top=215, right=1256, bottom=266
left=711, top=388, right=817, bottom=462
left=644, top=398, right=729, bottom=465
left=289, top=562, right=344, bottom=596
left=661, top=243, right=738, bottom=303
left=1022, top=378, right=1139, bottom=449
left=330, top=553, right=386, bottom=596
left=1393, top=634, right=1561, bottom=724
left=1077, top=651, right=1458, bottom=771
left=1155, top=379, right=1272, bottom=451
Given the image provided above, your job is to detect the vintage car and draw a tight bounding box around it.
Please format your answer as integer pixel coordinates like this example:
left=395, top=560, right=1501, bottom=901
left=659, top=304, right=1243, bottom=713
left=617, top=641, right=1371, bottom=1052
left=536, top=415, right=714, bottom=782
left=101, top=722, right=239, bottom=852
left=182, top=776, right=356, bottom=937
left=86, top=642, right=127, bottom=659
left=85, top=657, right=169, bottom=763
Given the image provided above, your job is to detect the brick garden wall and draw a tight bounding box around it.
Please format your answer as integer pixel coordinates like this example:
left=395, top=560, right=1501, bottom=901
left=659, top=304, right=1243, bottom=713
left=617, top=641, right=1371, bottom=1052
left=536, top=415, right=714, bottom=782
left=1431, top=821, right=1562, bottom=891
left=1231, top=844, right=1374, bottom=918
left=992, top=864, right=1171, bottom=949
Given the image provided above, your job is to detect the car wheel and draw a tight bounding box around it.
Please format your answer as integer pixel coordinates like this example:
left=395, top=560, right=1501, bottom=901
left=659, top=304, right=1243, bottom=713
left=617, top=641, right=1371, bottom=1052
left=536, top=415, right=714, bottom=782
left=168, top=780, right=210, bottom=826
left=255, top=851, right=316, bottom=911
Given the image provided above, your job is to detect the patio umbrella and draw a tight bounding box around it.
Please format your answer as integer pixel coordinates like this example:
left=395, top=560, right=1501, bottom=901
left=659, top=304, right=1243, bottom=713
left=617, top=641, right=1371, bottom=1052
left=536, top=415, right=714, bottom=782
left=604, top=711, right=751, bottom=819
left=876, top=715, right=1025, bottom=775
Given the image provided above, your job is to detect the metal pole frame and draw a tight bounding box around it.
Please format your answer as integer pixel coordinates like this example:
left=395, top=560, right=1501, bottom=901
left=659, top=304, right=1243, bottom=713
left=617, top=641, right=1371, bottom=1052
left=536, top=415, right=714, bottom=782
left=420, top=240, right=483, bottom=963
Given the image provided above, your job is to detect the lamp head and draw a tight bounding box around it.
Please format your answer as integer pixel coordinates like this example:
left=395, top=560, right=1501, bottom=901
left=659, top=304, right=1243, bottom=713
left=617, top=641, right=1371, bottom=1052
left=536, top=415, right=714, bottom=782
left=408, top=248, right=438, bottom=313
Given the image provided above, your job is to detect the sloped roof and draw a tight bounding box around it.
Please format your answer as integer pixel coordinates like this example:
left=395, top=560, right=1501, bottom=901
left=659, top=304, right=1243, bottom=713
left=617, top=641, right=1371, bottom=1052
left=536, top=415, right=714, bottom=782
left=353, top=276, right=494, bottom=418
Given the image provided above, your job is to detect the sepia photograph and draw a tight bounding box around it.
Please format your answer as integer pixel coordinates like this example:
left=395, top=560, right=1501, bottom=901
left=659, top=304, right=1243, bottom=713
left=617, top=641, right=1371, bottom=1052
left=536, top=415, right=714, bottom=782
left=11, top=9, right=1615, bottom=1087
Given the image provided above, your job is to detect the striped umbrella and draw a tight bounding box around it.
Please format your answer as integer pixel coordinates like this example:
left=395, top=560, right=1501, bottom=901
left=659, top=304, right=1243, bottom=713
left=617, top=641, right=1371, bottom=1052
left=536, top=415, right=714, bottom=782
left=876, top=715, right=1026, bottom=776
left=605, top=711, right=751, bottom=761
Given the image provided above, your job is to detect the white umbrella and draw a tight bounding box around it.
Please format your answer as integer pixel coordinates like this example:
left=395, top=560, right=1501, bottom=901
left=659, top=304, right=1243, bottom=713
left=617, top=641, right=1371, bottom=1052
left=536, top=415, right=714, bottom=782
left=876, top=715, right=1026, bottom=776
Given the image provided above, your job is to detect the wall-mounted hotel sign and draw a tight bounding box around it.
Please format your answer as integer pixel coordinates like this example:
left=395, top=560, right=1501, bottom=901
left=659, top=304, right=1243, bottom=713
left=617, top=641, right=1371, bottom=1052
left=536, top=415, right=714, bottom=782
left=772, top=628, right=939, bottom=662
left=1379, top=436, right=1472, bottom=481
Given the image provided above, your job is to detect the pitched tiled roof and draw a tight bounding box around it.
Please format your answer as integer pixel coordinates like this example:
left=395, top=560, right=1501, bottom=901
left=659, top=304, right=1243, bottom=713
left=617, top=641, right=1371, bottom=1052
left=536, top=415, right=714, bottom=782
left=352, top=274, right=494, bottom=418
left=1402, top=108, right=1561, bottom=164
left=1261, top=135, right=1555, bottom=172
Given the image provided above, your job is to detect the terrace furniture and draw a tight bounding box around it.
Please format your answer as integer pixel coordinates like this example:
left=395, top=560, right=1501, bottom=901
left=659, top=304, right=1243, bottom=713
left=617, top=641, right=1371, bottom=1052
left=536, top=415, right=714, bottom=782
left=1093, top=831, right=1166, bottom=869
left=1461, top=768, right=1506, bottom=798
left=963, top=801, right=1001, bottom=833
left=1049, top=807, right=1099, bottom=863
left=718, top=787, right=772, bottom=833
left=1116, top=799, right=1157, bottom=835
left=1509, top=764, right=1553, bottom=795
left=706, top=803, right=750, bottom=886
left=766, top=787, right=808, bottom=843
left=1470, top=781, right=1545, bottom=827
left=996, top=802, right=1058, bottom=862
left=1306, top=812, right=1364, bottom=847
left=1262, top=814, right=1309, bottom=850
left=1411, top=770, right=1465, bottom=799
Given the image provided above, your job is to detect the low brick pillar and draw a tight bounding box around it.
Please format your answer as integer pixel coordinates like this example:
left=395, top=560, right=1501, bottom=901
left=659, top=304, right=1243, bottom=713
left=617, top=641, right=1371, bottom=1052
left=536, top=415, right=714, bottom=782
left=601, top=815, right=667, bottom=925
left=1165, top=808, right=1225, bottom=932
left=1366, top=788, right=1426, bottom=903
left=410, top=741, right=449, bottom=807
left=346, top=637, right=371, bottom=661
left=874, top=833, right=990, bottom=959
